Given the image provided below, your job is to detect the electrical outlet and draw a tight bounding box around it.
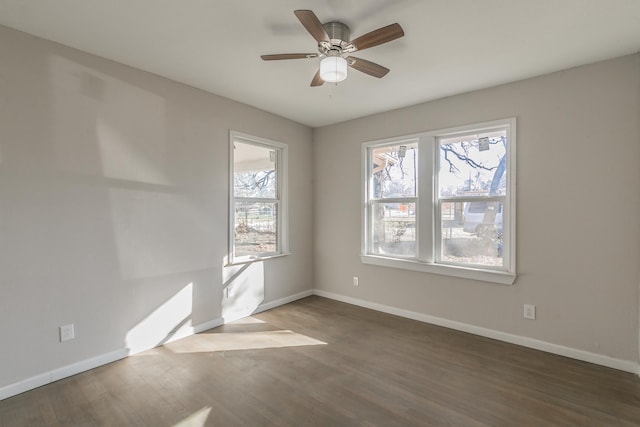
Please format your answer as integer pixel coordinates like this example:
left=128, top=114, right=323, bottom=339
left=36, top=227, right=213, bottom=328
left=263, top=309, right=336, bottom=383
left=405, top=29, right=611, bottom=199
left=60, top=324, right=75, bottom=342
left=353, top=276, right=359, bottom=287
left=226, top=285, right=235, bottom=298
left=523, top=304, right=536, bottom=320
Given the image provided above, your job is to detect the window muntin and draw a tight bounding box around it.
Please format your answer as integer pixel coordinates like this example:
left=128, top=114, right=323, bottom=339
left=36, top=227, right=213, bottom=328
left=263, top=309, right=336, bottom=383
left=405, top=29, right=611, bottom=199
left=230, top=133, right=287, bottom=263
left=362, top=119, right=515, bottom=284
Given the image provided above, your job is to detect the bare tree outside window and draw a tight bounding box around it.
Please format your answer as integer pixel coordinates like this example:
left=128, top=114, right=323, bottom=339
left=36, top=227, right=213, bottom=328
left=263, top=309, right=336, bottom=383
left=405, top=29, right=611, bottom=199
left=438, top=131, right=507, bottom=267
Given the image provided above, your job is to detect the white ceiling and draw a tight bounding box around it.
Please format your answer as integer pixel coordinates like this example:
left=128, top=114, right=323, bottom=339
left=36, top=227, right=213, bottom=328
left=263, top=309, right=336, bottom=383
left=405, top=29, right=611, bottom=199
left=1, top=0, right=639, bottom=127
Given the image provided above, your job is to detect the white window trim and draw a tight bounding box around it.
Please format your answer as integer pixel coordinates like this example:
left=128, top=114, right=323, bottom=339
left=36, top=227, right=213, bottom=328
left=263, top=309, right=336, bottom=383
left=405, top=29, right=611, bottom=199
left=361, top=118, right=516, bottom=285
left=228, top=131, right=289, bottom=266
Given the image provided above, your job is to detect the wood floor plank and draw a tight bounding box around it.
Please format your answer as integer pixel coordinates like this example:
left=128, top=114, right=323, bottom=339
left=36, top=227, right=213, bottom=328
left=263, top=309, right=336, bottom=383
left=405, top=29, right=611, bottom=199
left=1, top=296, right=639, bottom=426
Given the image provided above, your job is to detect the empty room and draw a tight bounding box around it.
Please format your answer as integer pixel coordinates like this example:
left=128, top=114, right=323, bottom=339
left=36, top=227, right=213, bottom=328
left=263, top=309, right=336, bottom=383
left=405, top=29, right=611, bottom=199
left=1, top=1, right=639, bottom=426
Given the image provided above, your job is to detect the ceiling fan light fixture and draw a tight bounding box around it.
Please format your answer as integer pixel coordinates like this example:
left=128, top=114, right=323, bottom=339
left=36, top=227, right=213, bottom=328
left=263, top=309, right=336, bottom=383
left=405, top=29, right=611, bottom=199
left=320, top=54, right=347, bottom=83
left=261, top=10, right=404, bottom=87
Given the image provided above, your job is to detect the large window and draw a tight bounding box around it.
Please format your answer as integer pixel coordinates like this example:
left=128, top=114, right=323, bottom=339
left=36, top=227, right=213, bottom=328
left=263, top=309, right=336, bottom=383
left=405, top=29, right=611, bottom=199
left=229, top=132, right=288, bottom=264
left=362, top=118, right=516, bottom=284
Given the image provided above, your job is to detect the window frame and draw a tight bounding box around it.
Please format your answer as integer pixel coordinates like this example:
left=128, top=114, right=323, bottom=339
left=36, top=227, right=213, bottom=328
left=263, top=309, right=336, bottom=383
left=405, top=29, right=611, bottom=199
left=361, top=118, right=516, bottom=285
left=228, top=131, right=289, bottom=265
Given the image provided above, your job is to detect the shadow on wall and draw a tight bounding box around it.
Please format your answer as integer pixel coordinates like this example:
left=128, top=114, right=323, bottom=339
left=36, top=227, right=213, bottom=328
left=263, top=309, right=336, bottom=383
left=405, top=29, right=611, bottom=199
left=0, top=24, right=233, bottom=389
left=44, top=52, right=223, bottom=355
left=49, top=54, right=217, bottom=282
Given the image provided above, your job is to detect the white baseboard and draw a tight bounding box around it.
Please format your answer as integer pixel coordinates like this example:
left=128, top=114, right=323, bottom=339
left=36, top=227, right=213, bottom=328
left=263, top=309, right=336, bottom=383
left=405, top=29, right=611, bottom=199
left=254, top=289, right=314, bottom=314
left=0, top=288, right=314, bottom=401
left=313, top=289, right=639, bottom=374
left=0, top=348, right=128, bottom=401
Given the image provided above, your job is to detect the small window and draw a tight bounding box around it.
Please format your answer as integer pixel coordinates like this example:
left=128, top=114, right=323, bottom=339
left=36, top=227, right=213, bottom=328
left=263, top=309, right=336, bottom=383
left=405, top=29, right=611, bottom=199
left=362, top=118, right=516, bottom=284
left=229, top=132, right=288, bottom=264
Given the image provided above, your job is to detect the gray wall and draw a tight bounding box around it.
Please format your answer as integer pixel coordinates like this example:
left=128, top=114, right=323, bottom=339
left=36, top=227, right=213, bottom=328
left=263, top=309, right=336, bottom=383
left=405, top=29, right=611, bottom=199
left=0, top=25, right=313, bottom=388
left=313, top=54, right=640, bottom=363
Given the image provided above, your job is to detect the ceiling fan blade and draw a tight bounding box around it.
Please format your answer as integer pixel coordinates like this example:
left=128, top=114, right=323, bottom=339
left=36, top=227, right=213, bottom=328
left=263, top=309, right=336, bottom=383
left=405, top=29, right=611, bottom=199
left=349, top=23, right=404, bottom=51
left=294, top=10, right=330, bottom=43
left=348, top=56, right=390, bottom=78
left=310, top=69, right=324, bottom=87
left=261, top=53, right=318, bottom=61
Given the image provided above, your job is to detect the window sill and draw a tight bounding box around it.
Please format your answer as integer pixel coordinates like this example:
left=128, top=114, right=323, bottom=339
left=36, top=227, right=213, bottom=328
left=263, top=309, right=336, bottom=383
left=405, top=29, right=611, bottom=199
left=360, top=255, right=516, bottom=285
left=227, top=253, right=291, bottom=267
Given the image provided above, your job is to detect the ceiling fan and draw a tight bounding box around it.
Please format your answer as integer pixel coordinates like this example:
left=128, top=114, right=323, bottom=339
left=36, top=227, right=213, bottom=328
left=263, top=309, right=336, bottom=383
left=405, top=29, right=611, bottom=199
left=261, top=10, right=404, bottom=86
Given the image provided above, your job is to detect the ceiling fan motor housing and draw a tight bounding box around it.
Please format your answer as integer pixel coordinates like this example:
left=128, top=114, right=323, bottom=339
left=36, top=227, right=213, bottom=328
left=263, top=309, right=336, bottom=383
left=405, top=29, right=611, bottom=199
left=322, top=21, right=351, bottom=53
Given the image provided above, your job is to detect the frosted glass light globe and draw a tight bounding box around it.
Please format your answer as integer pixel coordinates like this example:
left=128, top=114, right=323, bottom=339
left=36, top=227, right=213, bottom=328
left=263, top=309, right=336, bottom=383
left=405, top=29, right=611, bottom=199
left=320, top=56, right=348, bottom=83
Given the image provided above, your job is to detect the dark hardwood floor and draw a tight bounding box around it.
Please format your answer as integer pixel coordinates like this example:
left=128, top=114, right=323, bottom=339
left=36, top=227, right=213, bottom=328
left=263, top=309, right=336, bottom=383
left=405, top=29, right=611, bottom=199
left=2, top=296, right=640, bottom=426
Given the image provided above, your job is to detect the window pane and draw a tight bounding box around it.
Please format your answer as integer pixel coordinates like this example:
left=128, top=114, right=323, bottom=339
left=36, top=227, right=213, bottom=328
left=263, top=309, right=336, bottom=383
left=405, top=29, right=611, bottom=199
left=440, top=201, right=503, bottom=267
left=371, top=202, right=416, bottom=257
left=234, top=142, right=277, bottom=198
left=438, top=130, right=507, bottom=198
left=234, top=201, right=277, bottom=257
left=371, top=142, right=417, bottom=199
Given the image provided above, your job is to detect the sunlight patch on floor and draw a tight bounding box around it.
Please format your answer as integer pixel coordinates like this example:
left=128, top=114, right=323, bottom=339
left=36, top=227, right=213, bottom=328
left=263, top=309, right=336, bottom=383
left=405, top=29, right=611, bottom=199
left=173, top=406, right=211, bottom=427
left=166, top=330, right=326, bottom=353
